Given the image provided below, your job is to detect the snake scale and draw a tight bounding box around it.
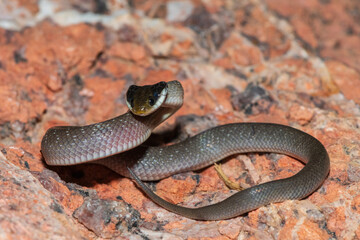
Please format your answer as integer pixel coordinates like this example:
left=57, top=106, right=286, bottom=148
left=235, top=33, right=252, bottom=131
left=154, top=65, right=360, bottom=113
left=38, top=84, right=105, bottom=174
left=41, top=80, right=330, bottom=220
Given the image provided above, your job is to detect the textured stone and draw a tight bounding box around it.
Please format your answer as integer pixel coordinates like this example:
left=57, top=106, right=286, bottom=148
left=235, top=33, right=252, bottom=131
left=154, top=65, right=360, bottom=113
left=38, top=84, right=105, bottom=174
left=0, top=0, right=359, bottom=239
left=0, top=151, right=93, bottom=239
left=265, top=0, right=360, bottom=72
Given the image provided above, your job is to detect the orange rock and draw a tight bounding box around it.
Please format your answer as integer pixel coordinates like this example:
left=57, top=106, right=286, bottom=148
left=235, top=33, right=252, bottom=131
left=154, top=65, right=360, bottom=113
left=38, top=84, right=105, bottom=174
left=202, top=0, right=225, bottom=14
left=171, top=40, right=194, bottom=59
left=247, top=106, right=288, bottom=125
left=276, top=155, right=303, bottom=179
left=179, top=79, right=222, bottom=117
left=266, top=0, right=360, bottom=72
left=100, top=58, right=147, bottom=80
left=83, top=76, right=126, bottom=123
left=219, top=33, right=262, bottom=67
left=322, top=182, right=343, bottom=203
left=356, top=225, right=360, bottom=239
left=0, top=153, right=92, bottom=239
left=274, top=58, right=329, bottom=95
left=327, top=60, right=360, bottom=105
left=279, top=218, right=329, bottom=240
left=163, top=219, right=187, bottom=231
left=109, top=42, right=148, bottom=62
left=291, top=16, right=318, bottom=48
left=235, top=5, right=291, bottom=59
left=278, top=218, right=297, bottom=240
left=160, top=33, right=175, bottom=42
left=210, top=88, right=233, bottom=113
left=156, top=176, right=197, bottom=204
left=327, top=207, right=346, bottom=237
left=197, top=166, right=224, bottom=193
left=109, top=178, right=147, bottom=210
left=35, top=172, right=84, bottom=214
left=0, top=78, right=47, bottom=124
left=141, top=69, right=176, bottom=85
left=351, top=194, right=360, bottom=214
left=3, top=141, right=44, bottom=172
left=297, top=219, right=329, bottom=240
left=212, top=57, right=234, bottom=69
left=217, top=219, right=241, bottom=239
left=16, top=0, right=39, bottom=14
left=21, top=22, right=105, bottom=75
left=287, top=103, right=314, bottom=125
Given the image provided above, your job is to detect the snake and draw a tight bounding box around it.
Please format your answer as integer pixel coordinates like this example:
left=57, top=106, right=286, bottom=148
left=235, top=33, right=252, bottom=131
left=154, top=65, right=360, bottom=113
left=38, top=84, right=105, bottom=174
left=41, top=80, right=330, bottom=220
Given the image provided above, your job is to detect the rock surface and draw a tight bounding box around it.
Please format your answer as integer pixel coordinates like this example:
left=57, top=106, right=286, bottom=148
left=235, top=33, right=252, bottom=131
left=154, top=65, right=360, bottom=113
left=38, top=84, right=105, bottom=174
left=0, top=0, right=359, bottom=239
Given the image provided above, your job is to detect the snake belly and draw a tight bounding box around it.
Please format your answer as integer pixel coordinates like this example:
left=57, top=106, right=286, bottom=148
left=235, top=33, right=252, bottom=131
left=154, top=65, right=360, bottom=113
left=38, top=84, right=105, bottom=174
left=41, top=81, right=330, bottom=220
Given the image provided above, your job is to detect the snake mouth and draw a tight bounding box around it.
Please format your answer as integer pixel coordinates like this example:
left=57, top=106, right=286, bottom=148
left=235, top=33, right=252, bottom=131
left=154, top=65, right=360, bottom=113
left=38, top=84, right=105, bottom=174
left=126, top=81, right=168, bottom=116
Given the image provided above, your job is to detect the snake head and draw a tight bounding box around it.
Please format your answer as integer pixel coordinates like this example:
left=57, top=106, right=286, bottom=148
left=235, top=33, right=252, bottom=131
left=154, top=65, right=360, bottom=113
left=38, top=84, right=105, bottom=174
left=126, top=81, right=168, bottom=116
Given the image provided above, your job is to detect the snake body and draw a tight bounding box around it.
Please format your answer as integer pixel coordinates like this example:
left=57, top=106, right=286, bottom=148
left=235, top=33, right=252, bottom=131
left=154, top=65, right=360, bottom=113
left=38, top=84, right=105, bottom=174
left=41, top=80, right=330, bottom=220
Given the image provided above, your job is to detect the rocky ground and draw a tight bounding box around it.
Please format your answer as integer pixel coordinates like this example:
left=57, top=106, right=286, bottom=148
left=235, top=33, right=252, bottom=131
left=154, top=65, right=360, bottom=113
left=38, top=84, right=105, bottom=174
left=0, top=0, right=360, bottom=239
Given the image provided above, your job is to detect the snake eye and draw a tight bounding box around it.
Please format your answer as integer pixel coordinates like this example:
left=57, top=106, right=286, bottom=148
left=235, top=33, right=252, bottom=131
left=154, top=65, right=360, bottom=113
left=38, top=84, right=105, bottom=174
left=148, top=98, right=155, bottom=106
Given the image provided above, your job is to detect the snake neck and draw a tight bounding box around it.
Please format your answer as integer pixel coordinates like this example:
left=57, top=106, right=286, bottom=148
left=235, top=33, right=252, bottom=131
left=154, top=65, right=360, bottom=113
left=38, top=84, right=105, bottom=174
left=134, top=105, right=180, bottom=130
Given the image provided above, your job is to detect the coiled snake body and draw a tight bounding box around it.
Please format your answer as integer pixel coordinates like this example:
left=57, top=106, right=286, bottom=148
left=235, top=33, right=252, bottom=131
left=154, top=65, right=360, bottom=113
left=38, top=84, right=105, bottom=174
left=41, top=80, right=330, bottom=220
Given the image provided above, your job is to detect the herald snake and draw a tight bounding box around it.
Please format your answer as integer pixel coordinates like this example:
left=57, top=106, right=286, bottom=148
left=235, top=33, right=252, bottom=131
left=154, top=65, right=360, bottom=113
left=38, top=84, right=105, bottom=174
left=41, top=80, right=330, bottom=220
